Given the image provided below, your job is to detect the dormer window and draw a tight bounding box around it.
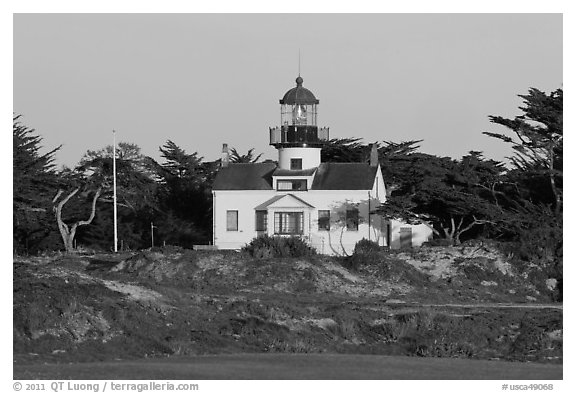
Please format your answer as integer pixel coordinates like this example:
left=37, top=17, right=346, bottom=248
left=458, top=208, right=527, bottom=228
left=290, top=158, right=303, bottom=170
left=277, top=179, right=307, bottom=191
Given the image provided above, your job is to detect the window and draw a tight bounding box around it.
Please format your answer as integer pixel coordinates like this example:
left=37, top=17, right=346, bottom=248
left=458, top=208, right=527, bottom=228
left=274, top=212, right=304, bottom=235
left=226, top=210, right=238, bottom=231
left=318, top=210, right=330, bottom=231
left=255, top=210, right=268, bottom=232
left=290, top=158, right=303, bottom=170
left=277, top=179, right=307, bottom=191
left=346, top=208, right=359, bottom=231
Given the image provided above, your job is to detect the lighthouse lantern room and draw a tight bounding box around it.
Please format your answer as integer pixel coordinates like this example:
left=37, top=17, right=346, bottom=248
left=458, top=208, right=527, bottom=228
left=269, top=76, right=329, bottom=170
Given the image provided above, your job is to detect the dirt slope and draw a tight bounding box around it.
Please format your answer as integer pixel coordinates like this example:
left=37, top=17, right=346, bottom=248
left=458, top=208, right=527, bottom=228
left=13, top=244, right=562, bottom=366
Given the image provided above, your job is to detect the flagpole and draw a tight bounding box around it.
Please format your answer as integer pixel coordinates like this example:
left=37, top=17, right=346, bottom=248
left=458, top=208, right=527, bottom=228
left=113, top=130, right=118, bottom=253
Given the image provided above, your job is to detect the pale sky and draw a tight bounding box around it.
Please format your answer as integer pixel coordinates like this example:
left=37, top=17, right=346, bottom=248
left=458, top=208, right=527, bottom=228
left=13, top=13, right=562, bottom=168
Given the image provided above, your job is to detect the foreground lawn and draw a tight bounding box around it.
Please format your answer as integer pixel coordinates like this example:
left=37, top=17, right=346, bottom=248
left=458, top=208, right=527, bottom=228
left=14, top=353, right=563, bottom=380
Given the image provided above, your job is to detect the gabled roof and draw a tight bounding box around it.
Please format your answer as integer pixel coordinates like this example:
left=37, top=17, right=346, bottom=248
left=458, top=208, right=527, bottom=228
left=212, top=162, right=379, bottom=191
left=254, top=193, right=315, bottom=210
left=311, top=163, right=378, bottom=190
left=212, top=163, right=276, bottom=190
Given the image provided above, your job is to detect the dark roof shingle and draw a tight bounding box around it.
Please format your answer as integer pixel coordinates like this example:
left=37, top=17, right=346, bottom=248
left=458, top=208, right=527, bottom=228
left=311, top=163, right=377, bottom=190
left=212, top=163, right=276, bottom=190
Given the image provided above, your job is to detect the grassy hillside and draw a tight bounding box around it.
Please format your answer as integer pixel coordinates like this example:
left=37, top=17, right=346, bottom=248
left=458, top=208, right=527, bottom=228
left=13, top=244, right=562, bottom=366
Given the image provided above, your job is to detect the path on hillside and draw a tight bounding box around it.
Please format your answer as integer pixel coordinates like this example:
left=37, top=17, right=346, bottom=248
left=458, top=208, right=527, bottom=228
left=392, top=302, right=563, bottom=310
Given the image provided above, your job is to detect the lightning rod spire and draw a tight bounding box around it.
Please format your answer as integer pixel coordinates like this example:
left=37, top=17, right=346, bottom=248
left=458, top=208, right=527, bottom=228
left=298, top=49, right=301, bottom=77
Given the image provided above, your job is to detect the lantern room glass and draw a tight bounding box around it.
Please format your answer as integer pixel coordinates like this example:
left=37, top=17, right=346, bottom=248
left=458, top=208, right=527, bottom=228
left=281, top=104, right=317, bottom=126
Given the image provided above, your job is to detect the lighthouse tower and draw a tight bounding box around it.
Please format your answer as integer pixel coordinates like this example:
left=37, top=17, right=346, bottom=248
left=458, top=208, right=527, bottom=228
left=269, top=76, right=329, bottom=170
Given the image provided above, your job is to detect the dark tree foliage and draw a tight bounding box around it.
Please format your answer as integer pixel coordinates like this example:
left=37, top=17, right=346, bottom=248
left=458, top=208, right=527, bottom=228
left=321, top=138, right=369, bottom=163
left=13, top=115, right=60, bottom=200
left=485, top=88, right=563, bottom=213
left=148, top=140, right=215, bottom=247
left=77, top=142, right=158, bottom=212
left=229, top=147, right=262, bottom=163
left=71, top=143, right=159, bottom=251
left=377, top=140, right=422, bottom=190
left=157, top=140, right=204, bottom=180
left=378, top=152, right=506, bottom=244
left=13, top=115, right=61, bottom=254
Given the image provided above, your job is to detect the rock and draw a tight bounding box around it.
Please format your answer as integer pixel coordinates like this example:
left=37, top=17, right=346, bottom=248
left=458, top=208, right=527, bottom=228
left=547, top=329, right=562, bottom=341
left=312, top=318, right=338, bottom=330
left=385, top=299, right=406, bottom=304
left=545, top=278, right=557, bottom=291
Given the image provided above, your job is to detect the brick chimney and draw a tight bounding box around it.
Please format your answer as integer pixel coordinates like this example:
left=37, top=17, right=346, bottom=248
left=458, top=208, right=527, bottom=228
left=369, top=143, right=379, bottom=167
left=221, top=143, right=229, bottom=168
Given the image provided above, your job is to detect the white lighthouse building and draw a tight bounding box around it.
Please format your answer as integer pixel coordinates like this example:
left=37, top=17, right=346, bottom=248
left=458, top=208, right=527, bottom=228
left=211, top=76, right=432, bottom=255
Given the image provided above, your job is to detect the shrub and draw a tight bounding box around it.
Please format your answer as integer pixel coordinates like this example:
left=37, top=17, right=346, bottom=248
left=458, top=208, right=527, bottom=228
left=344, top=239, right=382, bottom=270
left=242, top=235, right=316, bottom=258
left=353, top=239, right=381, bottom=255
